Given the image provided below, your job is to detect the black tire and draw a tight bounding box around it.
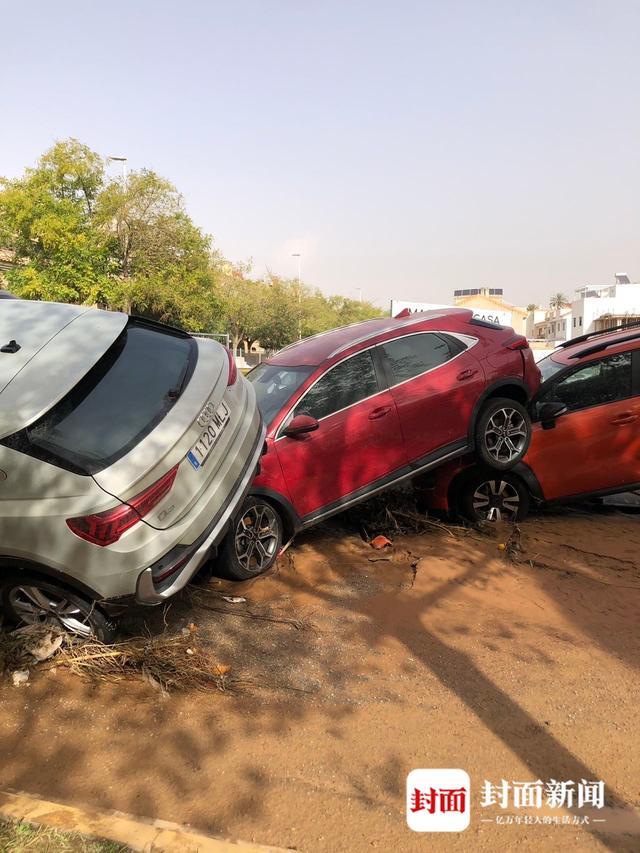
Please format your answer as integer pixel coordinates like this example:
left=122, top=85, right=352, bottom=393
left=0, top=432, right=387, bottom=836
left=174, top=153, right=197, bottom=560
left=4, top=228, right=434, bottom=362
left=0, top=573, right=117, bottom=643
left=220, top=496, right=283, bottom=581
left=475, top=397, right=532, bottom=471
left=459, top=470, right=530, bottom=523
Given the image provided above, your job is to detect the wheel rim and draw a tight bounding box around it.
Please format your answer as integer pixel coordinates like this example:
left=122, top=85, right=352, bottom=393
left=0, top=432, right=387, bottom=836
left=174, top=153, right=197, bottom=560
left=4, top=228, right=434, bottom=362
left=472, top=479, right=520, bottom=522
left=234, top=504, right=279, bottom=573
left=9, top=585, right=93, bottom=637
left=484, top=407, right=527, bottom=464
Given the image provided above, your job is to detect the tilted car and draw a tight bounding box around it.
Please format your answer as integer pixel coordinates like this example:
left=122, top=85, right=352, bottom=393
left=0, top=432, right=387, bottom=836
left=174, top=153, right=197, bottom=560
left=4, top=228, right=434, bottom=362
left=420, top=322, right=640, bottom=521
left=219, top=308, right=541, bottom=578
left=0, top=301, right=264, bottom=640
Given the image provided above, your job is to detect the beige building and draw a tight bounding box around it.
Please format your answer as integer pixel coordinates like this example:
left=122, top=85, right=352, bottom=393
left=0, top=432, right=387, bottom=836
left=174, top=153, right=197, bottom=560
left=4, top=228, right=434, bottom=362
left=453, top=287, right=528, bottom=334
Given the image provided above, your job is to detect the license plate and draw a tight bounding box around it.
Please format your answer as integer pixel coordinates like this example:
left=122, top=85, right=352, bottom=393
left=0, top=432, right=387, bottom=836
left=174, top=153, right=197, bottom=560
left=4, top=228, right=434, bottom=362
left=187, top=402, right=230, bottom=470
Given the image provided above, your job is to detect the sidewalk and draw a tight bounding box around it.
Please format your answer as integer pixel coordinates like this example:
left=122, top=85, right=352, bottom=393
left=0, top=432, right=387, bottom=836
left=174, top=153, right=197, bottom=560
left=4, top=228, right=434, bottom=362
left=0, top=790, right=288, bottom=853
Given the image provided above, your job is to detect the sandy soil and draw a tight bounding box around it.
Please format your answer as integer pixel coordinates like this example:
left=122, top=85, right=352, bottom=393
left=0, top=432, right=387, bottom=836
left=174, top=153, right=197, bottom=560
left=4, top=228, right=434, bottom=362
left=0, top=502, right=638, bottom=852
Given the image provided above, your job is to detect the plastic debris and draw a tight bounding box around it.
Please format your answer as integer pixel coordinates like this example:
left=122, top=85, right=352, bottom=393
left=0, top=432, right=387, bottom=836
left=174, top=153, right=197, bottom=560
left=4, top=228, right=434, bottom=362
left=221, top=596, right=247, bottom=604
left=11, top=670, right=29, bottom=686
left=370, top=535, right=393, bottom=550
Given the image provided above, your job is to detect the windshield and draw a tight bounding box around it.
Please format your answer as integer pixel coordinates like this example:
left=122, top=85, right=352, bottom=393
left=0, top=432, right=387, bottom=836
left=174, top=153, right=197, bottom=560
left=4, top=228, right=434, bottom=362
left=247, top=363, right=314, bottom=426
left=537, top=352, right=566, bottom=383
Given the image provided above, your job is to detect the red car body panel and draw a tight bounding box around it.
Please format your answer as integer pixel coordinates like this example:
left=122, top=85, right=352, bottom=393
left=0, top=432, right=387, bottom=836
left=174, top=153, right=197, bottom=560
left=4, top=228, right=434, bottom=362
left=425, top=327, right=640, bottom=512
left=274, top=388, right=406, bottom=518
left=250, top=309, right=541, bottom=529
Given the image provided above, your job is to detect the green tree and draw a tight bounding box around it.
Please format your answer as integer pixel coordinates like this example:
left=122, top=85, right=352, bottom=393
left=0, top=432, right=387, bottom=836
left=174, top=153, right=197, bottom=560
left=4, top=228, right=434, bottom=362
left=0, top=139, right=111, bottom=303
left=0, top=140, right=217, bottom=327
left=549, top=293, right=569, bottom=311
left=526, top=303, right=538, bottom=313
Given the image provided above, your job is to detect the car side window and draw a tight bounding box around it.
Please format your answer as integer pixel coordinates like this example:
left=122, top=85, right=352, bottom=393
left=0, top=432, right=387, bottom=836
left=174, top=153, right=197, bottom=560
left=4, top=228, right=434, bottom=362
left=293, top=350, right=379, bottom=421
left=380, top=333, right=460, bottom=385
left=542, top=352, right=632, bottom=413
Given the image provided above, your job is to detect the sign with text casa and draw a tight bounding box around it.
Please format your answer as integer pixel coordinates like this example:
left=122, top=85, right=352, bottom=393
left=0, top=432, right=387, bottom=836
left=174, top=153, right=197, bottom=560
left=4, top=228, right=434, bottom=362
left=390, top=299, right=511, bottom=327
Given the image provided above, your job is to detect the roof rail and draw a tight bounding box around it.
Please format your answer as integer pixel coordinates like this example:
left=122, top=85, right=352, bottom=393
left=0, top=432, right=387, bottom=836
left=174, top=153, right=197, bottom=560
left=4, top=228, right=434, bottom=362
left=568, top=329, right=640, bottom=359
left=327, top=312, right=448, bottom=358
left=558, top=318, right=640, bottom=348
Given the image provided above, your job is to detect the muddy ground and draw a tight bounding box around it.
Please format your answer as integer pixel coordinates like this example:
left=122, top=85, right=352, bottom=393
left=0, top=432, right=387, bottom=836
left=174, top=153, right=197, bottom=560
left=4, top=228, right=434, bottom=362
left=0, top=499, right=638, bottom=852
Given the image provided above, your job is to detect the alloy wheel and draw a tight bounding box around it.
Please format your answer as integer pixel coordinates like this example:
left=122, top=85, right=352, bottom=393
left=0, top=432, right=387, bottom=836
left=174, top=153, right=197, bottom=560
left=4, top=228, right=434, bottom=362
left=483, top=408, right=528, bottom=464
left=234, top=503, right=280, bottom=573
left=472, top=479, right=521, bottom=522
left=9, top=585, right=93, bottom=637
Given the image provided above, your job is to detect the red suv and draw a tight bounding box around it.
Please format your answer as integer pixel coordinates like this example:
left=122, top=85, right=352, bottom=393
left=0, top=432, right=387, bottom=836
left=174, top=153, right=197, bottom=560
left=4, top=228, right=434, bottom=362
left=421, top=323, right=640, bottom=522
left=218, top=308, right=540, bottom=577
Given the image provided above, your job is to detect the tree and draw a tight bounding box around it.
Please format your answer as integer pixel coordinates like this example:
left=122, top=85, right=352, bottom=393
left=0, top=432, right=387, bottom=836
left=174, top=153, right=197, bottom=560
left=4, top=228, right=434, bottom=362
left=0, top=140, right=111, bottom=303
left=0, top=140, right=216, bottom=326
left=549, top=293, right=570, bottom=311
left=526, top=303, right=538, bottom=313
left=253, top=277, right=299, bottom=350
left=95, top=169, right=215, bottom=324
left=215, top=264, right=264, bottom=352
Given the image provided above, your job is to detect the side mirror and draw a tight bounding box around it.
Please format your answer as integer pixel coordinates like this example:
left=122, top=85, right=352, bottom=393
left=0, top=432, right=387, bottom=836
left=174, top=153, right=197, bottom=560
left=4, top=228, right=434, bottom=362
left=539, top=400, right=568, bottom=430
left=282, top=414, right=319, bottom=438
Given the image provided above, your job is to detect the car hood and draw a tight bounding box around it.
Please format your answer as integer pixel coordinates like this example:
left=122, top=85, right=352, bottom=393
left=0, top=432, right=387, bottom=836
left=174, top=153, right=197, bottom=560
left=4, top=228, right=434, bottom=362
left=0, top=301, right=127, bottom=439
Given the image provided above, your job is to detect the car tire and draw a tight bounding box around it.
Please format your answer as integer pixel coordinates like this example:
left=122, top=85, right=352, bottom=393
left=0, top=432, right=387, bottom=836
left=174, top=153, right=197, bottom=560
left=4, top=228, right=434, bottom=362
left=0, top=573, right=117, bottom=643
left=220, top=496, right=283, bottom=581
left=475, top=397, right=532, bottom=471
left=459, top=471, right=530, bottom=523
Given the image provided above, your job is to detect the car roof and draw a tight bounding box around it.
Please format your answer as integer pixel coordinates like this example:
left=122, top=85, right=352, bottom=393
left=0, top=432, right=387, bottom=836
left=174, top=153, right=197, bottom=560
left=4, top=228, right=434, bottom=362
left=268, top=308, right=475, bottom=366
left=0, top=301, right=127, bottom=439
left=547, top=323, right=640, bottom=368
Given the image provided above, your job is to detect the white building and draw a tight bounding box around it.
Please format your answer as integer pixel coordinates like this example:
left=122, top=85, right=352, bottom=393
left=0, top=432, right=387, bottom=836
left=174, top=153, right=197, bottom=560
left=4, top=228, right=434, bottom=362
left=531, top=273, right=640, bottom=345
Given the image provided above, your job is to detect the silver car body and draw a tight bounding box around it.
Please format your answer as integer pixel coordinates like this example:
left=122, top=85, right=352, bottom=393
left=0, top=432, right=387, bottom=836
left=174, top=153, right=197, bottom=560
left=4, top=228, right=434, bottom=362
left=0, top=301, right=263, bottom=607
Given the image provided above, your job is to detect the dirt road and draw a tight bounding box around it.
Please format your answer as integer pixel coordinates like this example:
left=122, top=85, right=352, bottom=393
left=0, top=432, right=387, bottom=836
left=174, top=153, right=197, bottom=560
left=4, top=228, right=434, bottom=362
left=0, top=503, right=638, bottom=852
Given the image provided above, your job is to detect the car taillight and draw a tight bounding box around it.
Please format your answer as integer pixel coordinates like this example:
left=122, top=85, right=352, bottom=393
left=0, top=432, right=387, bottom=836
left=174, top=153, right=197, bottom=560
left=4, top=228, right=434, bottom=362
left=66, top=465, right=179, bottom=546
left=226, top=347, right=238, bottom=386
left=505, top=335, right=529, bottom=350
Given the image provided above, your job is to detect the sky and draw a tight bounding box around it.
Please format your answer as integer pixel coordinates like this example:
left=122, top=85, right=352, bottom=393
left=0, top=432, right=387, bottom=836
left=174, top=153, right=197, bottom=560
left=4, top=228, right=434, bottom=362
left=2, top=0, right=639, bottom=310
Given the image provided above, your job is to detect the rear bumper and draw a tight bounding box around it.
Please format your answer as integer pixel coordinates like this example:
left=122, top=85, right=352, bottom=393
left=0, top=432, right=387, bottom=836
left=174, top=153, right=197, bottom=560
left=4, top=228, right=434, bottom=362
left=134, top=422, right=266, bottom=605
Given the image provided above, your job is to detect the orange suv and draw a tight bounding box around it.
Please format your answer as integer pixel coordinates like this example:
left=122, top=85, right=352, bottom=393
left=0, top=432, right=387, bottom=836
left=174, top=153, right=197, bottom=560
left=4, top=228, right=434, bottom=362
left=422, top=322, right=640, bottom=522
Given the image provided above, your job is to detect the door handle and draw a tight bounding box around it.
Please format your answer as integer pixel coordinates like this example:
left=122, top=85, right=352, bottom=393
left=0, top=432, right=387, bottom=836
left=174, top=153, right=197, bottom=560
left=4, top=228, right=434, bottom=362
left=457, top=368, right=478, bottom=381
left=610, top=413, right=638, bottom=425
left=369, top=405, right=392, bottom=420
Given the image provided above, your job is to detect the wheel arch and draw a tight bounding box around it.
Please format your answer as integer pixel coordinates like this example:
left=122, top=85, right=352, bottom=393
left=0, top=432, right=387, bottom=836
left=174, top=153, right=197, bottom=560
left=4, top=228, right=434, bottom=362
left=248, top=487, right=302, bottom=542
left=0, top=557, right=104, bottom=603
left=467, top=379, right=530, bottom=447
left=447, top=461, right=543, bottom=516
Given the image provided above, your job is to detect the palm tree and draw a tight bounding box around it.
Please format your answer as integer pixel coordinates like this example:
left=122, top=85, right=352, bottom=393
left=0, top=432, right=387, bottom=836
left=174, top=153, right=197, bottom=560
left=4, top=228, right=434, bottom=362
left=549, top=293, right=570, bottom=312
left=526, top=303, right=538, bottom=313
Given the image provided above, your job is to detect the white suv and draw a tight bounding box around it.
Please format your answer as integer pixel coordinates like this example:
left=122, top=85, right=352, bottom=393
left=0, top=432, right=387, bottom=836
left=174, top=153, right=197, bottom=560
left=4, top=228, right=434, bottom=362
left=0, top=301, right=264, bottom=640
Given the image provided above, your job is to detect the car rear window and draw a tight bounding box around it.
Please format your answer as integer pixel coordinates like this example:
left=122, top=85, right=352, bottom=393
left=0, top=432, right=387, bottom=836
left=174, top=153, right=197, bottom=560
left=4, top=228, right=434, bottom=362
left=3, top=319, right=196, bottom=475
left=381, top=332, right=460, bottom=385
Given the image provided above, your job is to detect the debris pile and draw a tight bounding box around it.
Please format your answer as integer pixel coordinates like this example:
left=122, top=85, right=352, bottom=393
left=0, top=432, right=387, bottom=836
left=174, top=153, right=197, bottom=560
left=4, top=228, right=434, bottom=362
left=0, top=623, right=242, bottom=695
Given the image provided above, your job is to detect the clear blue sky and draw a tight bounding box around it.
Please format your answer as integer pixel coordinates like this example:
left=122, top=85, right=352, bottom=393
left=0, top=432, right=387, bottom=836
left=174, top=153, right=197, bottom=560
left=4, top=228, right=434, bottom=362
left=2, top=0, right=639, bottom=309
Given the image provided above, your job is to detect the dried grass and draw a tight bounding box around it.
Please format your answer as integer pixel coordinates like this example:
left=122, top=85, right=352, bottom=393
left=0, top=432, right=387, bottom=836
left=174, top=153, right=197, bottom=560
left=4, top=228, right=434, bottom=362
left=51, top=632, right=245, bottom=694
left=343, top=488, right=470, bottom=540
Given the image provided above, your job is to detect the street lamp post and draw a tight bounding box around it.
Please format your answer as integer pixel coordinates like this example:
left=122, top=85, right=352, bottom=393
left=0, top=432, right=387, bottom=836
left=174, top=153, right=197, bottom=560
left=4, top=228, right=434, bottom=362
left=108, top=155, right=128, bottom=185
left=292, top=253, right=302, bottom=340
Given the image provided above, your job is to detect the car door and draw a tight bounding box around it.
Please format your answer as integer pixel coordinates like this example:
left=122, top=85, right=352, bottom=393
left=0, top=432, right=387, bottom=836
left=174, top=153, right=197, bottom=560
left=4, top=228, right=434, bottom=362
left=378, top=332, right=485, bottom=465
left=275, top=348, right=407, bottom=520
left=529, top=350, right=640, bottom=500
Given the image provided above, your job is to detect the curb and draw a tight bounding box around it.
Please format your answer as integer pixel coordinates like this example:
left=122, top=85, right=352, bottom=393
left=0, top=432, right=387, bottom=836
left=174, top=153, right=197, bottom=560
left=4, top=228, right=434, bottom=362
left=0, top=790, right=290, bottom=852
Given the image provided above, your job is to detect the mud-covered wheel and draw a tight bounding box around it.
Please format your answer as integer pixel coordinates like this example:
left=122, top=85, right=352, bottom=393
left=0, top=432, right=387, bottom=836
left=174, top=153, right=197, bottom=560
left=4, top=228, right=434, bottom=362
left=475, top=397, right=532, bottom=471
left=221, top=497, right=283, bottom=580
left=460, top=471, right=530, bottom=523
left=0, top=573, right=117, bottom=643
